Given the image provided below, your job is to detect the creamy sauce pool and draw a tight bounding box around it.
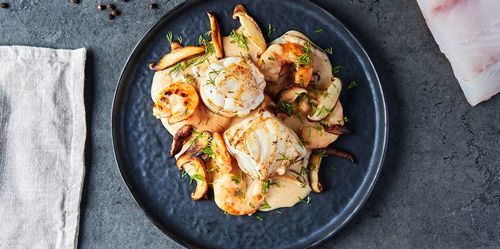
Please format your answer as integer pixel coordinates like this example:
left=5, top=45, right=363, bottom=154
left=151, top=31, right=335, bottom=211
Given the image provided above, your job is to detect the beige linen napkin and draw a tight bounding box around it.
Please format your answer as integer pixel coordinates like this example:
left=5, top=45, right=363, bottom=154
left=0, top=46, right=86, bottom=248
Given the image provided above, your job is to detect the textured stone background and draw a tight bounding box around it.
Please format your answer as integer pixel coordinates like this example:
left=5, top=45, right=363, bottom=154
left=1, top=0, right=499, bottom=248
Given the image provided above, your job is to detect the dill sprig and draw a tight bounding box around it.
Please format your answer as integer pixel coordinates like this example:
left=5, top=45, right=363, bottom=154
left=230, top=29, right=249, bottom=51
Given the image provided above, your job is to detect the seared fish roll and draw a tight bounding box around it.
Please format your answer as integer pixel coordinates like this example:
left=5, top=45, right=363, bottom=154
left=223, top=109, right=306, bottom=181
left=199, top=57, right=265, bottom=117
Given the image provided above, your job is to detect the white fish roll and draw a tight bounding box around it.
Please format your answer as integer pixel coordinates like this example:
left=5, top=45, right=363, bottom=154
left=199, top=57, right=266, bottom=117
left=223, top=109, right=306, bottom=181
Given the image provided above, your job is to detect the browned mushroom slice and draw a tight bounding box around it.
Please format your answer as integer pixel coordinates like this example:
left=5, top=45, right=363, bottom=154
left=306, top=77, right=342, bottom=122
left=207, top=12, right=223, bottom=59
left=187, top=131, right=213, bottom=157
left=275, top=84, right=307, bottom=104
left=323, top=147, right=355, bottom=163
left=323, top=124, right=351, bottom=135
left=308, top=152, right=323, bottom=193
left=170, top=124, right=193, bottom=157
left=153, top=45, right=206, bottom=72
left=170, top=41, right=183, bottom=51
left=232, top=4, right=267, bottom=55
left=176, top=155, right=208, bottom=200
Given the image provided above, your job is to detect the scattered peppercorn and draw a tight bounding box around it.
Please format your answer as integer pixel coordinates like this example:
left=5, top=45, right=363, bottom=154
left=107, top=13, right=114, bottom=20
left=1, top=2, right=9, bottom=8
left=149, top=3, right=158, bottom=9
left=111, top=10, right=119, bottom=16
left=149, top=62, right=156, bottom=70
left=71, top=0, right=79, bottom=3
left=97, top=4, right=104, bottom=11
left=107, top=4, right=115, bottom=10
left=121, top=0, right=128, bottom=2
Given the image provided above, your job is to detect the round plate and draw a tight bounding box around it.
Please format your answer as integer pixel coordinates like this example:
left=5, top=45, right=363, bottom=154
left=112, top=0, right=388, bottom=248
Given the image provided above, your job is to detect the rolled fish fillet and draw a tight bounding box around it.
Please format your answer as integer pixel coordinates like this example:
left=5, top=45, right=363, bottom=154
left=199, top=56, right=265, bottom=117
left=417, top=0, right=500, bottom=106
left=223, top=109, right=306, bottom=181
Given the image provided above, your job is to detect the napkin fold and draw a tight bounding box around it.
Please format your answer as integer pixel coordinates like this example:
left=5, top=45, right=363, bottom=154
left=0, top=46, right=86, bottom=248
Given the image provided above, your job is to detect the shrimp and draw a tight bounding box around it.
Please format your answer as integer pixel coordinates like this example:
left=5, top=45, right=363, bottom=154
left=210, top=132, right=265, bottom=215
left=258, top=42, right=313, bottom=87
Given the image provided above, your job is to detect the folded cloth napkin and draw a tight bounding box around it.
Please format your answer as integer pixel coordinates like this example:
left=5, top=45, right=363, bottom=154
left=0, top=46, right=86, bottom=248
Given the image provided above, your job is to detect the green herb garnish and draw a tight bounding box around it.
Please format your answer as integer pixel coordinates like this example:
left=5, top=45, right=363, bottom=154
left=230, top=29, right=249, bottom=50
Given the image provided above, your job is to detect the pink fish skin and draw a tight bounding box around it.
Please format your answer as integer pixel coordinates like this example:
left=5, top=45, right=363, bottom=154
left=417, top=0, right=500, bottom=106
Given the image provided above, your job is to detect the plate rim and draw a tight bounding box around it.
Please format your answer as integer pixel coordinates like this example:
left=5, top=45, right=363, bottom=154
left=111, top=0, right=388, bottom=248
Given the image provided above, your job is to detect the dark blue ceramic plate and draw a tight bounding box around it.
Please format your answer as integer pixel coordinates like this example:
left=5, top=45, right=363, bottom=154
left=112, top=0, right=388, bottom=248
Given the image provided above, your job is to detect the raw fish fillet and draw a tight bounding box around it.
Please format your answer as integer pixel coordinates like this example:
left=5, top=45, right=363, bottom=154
left=417, top=0, right=500, bottom=106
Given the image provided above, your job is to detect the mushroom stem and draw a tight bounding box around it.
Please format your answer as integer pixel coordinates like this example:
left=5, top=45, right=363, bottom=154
left=170, top=124, right=194, bottom=157
left=323, top=124, right=351, bottom=135
left=323, top=147, right=355, bottom=163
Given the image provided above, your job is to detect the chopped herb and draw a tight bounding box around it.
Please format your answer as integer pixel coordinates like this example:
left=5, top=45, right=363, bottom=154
left=274, top=210, right=282, bottom=214
left=344, top=116, right=351, bottom=123
left=298, top=195, right=312, bottom=204
left=314, top=29, right=323, bottom=33
left=268, top=24, right=276, bottom=39
left=309, top=163, right=317, bottom=172
left=201, top=140, right=217, bottom=160
left=324, top=47, right=333, bottom=55
left=189, top=131, right=205, bottom=145
left=277, top=153, right=295, bottom=164
left=178, top=35, right=183, bottom=44
left=181, top=170, right=189, bottom=178
left=235, top=189, right=246, bottom=199
left=199, top=34, right=208, bottom=45
left=300, top=166, right=308, bottom=176
left=295, top=174, right=306, bottom=188
left=348, top=80, right=357, bottom=89
left=317, top=149, right=328, bottom=158
left=230, top=29, right=249, bottom=50
left=298, top=139, right=309, bottom=148
left=240, top=52, right=247, bottom=62
left=169, top=62, right=183, bottom=75
left=249, top=203, right=255, bottom=208
left=268, top=55, right=275, bottom=61
left=189, top=174, right=204, bottom=185
left=205, top=30, right=212, bottom=36
left=205, top=118, right=210, bottom=125
left=166, top=31, right=173, bottom=44
left=224, top=211, right=229, bottom=216
left=230, top=172, right=245, bottom=185
left=184, top=73, right=195, bottom=84
left=333, top=62, right=349, bottom=74
left=256, top=216, right=264, bottom=221
left=183, top=108, right=188, bottom=115
left=260, top=200, right=272, bottom=209
left=262, top=180, right=278, bottom=195
left=316, top=123, right=323, bottom=135
left=329, top=166, right=338, bottom=171
left=207, top=167, right=217, bottom=173
left=357, top=117, right=365, bottom=123
left=297, top=42, right=312, bottom=67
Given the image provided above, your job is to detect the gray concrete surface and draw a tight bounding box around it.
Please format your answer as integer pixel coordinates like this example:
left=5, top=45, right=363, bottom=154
left=1, top=0, right=499, bottom=248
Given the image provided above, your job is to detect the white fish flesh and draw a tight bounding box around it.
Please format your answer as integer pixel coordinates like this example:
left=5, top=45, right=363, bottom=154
left=199, top=57, right=265, bottom=117
left=223, top=109, right=306, bottom=181
left=417, top=0, right=500, bottom=106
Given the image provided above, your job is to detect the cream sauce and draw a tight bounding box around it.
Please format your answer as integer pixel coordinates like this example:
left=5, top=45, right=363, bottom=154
left=151, top=31, right=338, bottom=212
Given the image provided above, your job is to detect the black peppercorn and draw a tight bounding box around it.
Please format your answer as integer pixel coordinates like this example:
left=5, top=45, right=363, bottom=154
left=149, top=3, right=157, bottom=9
left=71, top=0, right=79, bottom=3
left=107, top=4, right=115, bottom=10
left=111, top=10, right=119, bottom=16
left=97, top=4, right=104, bottom=11
left=1, top=2, right=9, bottom=8
left=107, top=13, right=114, bottom=20
left=121, top=0, right=128, bottom=2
